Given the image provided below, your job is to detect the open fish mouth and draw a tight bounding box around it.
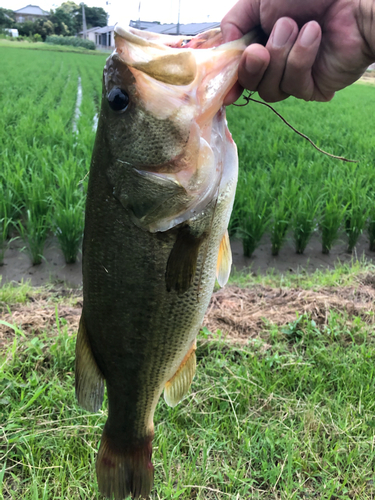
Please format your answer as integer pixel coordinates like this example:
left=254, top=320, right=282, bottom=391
left=100, top=24, right=263, bottom=233
left=113, top=24, right=264, bottom=99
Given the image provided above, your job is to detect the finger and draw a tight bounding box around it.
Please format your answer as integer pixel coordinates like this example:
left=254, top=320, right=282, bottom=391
left=281, top=21, right=323, bottom=101
left=221, top=0, right=261, bottom=42
left=225, top=44, right=270, bottom=105
left=237, top=44, right=270, bottom=88
left=223, top=82, right=244, bottom=106
left=256, top=17, right=299, bottom=102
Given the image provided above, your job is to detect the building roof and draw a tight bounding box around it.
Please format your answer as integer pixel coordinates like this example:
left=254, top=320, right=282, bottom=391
left=95, top=25, right=116, bottom=34
left=174, top=22, right=220, bottom=35
left=129, top=20, right=220, bottom=36
left=78, top=26, right=102, bottom=35
left=14, top=4, right=49, bottom=16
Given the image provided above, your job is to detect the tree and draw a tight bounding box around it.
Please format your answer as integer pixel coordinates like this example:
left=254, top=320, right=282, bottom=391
left=0, top=7, right=15, bottom=29
left=16, top=20, right=35, bottom=36
left=33, top=19, right=55, bottom=40
left=75, top=5, right=108, bottom=30
left=49, top=2, right=79, bottom=35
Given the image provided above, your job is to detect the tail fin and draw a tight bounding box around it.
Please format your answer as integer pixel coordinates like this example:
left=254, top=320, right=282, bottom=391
left=96, top=427, right=154, bottom=499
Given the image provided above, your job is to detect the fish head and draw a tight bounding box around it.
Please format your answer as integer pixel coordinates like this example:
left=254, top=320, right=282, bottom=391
left=99, top=25, right=261, bottom=231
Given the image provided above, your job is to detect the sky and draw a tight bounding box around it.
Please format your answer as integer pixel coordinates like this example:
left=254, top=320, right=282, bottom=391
left=0, top=0, right=239, bottom=26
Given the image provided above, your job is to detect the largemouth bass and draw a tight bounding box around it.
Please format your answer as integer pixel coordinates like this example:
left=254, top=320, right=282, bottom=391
left=75, top=24, right=261, bottom=499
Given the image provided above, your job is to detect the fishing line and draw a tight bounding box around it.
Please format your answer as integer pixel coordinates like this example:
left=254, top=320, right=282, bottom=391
left=233, top=91, right=358, bottom=163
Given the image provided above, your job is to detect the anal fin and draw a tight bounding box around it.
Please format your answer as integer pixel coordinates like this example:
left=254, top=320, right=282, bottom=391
left=216, top=230, right=232, bottom=287
left=75, top=313, right=104, bottom=412
left=164, top=341, right=196, bottom=407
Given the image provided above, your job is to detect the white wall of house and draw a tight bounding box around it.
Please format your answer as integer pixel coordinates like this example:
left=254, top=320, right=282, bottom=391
left=85, top=31, right=96, bottom=44
left=95, top=30, right=115, bottom=48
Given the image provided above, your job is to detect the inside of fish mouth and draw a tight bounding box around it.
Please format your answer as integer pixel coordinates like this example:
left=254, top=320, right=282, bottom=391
left=120, top=26, right=224, bottom=50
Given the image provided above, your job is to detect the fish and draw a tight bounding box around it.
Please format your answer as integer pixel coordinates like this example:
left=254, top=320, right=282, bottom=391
left=75, top=24, right=262, bottom=500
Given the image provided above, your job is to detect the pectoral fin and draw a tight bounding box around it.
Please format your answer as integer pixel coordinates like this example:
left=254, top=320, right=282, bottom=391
left=75, top=314, right=104, bottom=412
left=216, top=230, right=232, bottom=287
left=165, top=225, right=207, bottom=295
left=164, top=341, right=197, bottom=407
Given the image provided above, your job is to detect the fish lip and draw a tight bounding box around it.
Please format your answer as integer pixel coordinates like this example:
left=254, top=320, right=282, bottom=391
left=114, top=23, right=261, bottom=52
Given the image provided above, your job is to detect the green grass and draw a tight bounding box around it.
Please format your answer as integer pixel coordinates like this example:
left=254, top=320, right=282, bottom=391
left=1, top=263, right=375, bottom=499
left=230, top=256, right=375, bottom=291
left=0, top=39, right=106, bottom=54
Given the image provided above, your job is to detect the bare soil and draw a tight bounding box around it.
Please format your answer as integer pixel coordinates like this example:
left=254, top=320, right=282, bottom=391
left=1, top=231, right=374, bottom=349
left=1, top=274, right=374, bottom=350
left=1, top=231, right=374, bottom=288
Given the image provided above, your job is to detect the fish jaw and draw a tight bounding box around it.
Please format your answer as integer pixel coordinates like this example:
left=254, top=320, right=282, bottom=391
left=100, top=26, right=258, bottom=232
left=114, top=24, right=258, bottom=126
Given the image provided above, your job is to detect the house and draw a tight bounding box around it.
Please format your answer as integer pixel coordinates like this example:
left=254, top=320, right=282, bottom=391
left=14, top=5, right=49, bottom=23
left=94, top=25, right=115, bottom=48
left=79, top=26, right=101, bottom=45
left=79, top=25, right=115, bottom=49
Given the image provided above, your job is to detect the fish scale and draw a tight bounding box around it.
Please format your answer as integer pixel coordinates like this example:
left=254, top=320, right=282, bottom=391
left=75, top=24, right=262, bottom=500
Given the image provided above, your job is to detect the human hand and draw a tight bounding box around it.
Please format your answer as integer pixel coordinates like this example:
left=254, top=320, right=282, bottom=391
left=222, top=0, right=375, bottom=104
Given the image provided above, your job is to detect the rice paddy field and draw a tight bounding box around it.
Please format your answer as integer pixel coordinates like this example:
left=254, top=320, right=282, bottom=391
left=1, top=47, right=375, bottom=266
left=2, top=45, right=375, bottom=500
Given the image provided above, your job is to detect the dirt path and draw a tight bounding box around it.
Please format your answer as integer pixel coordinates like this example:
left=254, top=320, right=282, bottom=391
left=2, top=275, right=374, bottom=350
left=1, top=232, right=374, bottom=288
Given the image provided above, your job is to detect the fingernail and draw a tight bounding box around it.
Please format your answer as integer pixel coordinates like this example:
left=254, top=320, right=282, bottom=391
left=300, top=22, right=320, bottom=47
left=272, top=18, right=294, bottom=48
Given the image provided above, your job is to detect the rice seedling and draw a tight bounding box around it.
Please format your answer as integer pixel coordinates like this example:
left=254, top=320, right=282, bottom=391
left=344, top=181, right=370, bottom=253
left=235, top=171, right=271, bottom=257
left=367, top=197, right=375, bottom=251
left=320, top=195, right=347, bottom=254
left=269, top=180, right=298, bottom=256
left=18, top=209, right=50, bottom=265
left=0, top=216, right=11, bottom=266
left=292, top=187, right=320, bottom=254
left=270, top=199, right=291, bottom=256
left=53, top=196, right=85, bottom=264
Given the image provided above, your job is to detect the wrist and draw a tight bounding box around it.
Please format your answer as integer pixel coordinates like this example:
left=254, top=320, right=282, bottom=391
left=357, top=0, right=375, bottom=62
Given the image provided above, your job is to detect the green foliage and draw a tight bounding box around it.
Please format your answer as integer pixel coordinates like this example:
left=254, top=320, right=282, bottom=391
left=367, top=194, right=375, bottom=252
left=75, top=5, right=108, bottom=29
left=49, top=2, right=107, bottom=35
left=2, top=282, right=375, bottom=498
left=46, top=34, right=95, bottom=50
left=292, top=187, right=320, bottom=254
left=235, top=170, right=271, bottom=257
left=0, top=47, right=106, bottom=266
left=0, top=7, right=14, bottom=28
left=343, top=176, right=370, bottom=253
left=6, top=2, right=107, bottom=40
left=52, top=179, right=85, bottom=264
left=227, top=84, right=375, bottom=257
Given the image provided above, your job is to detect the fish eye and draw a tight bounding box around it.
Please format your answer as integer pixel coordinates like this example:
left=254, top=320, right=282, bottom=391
left=107, top=88, right=129, bottom=112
